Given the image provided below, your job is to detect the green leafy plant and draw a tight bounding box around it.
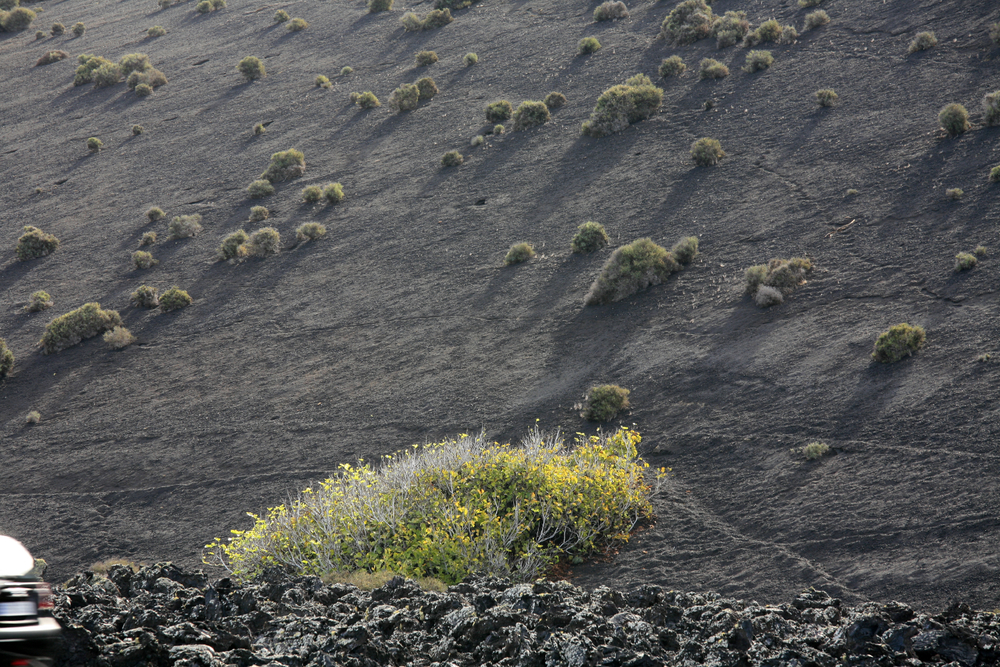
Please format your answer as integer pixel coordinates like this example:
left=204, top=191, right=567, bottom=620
left=975, top=245, right=988, bottom=257
left=583, top=384, right=630, bottom=421
left=244, top=227, right=281, bottom=256
left=872, top=324, right=925, bottom=363
left=16, top=225, right=59, bottom=261
left=659, top=55, right=686, bottom=77
left=296, top=222, right=327, bottom=242
left=743, top=49, right=773, bottom=73
left=35, top=30, right=44, bottom=39
left=356, top=91, right=380, bottom=108
left=416, top=77, right=437, bottom=100
left=217, top=230, right=249, bottom=261
left=463, top=52, right=478, bottom=66
left=571, top=221, right=609, bottom=254
left=237, top=55, right=265, bottom=81
left=140, top=231, right=156, bottom=246
left=368, top=0, right=392, bottom=12
left=744, top=257, right=812, bottom=307
left=71, top=21, right=84, bottom=36
left=815, top=89, right=838, bottom=107
left=415, top=50, right=438, bottom=66
left=130, top=285, right=160, bottom=308
left=147, top=25, right=166, bottom=36
left=543, top=91, right=566, bottom=108
left=25, top=411, right=41, bottom=424
left=103, top=326, right=135, bottom=350
left=261, top=148, right=305, bottom=182
left=35, top=50, right=68, bottom=66
left=659, top=0, right=713, bottom=45
left=486, top=100, right=513, bottom=123
left=690, top=137, right=725, bottom=166
left=581, top=77, right=663, bottom=137
left=441, top=150, right=463, bottom=167
left=341, top=66, right=353, bottom=76
left=315, top=75, right=330, bottom=88
left=954, top=252, right=977, bottom=271
left=254, top=123, right=266, bottom=135
left=73, top=54, right=112, bottom=86
left=0, top=339, right=12, bottom=379
left=26, top=290, right=53, bottom=312
left=0, top=6, right=35, bottom=31
left=247, top=179, right=274, bottom=198
left=939, top=103, right=970, bottom=136
left=160, top=287, right=192, bottom=311
left=87, top=136, right=104, bottom=152
left=946, top=188, right=963, bottom=200
left=302, top=185, right=322, bottom=203
left=504, top=242, right=535, bottom=265
left=585, top=237, right=689, bottom=305
left=908, top=30, right=937, bottom=54
left=470, top=135, right=485, bottom=146
left=804, top=10, right=829, bottom=30
left=167, top=214, right=203, bottom=239
left=146, top=207, right=165, bottom=222
left=402, top=8, right=451, bottom=30
left=119, top=52, right=155, bottom=76
left=593, top=1, right=628, bottom=22
left=388, top=83, right=420, bottom=112
left=132, top=250, right=158, bottom=269
left=126, top=68, right=167, bottom=93
left=40, top=302, right=122, bottom=354
left=248, top=206, right=269, bottom=223
left=92, top=62, right=122, bottom=87
left=196, top=1, right=212, bottom=13
left=711, top=10, right=748, bottom=48
left=204, top=427, right=659, bottom=584
left=493, top=124, right=504, bottom=135
left=578, top=36, right=601, bottom=55
left=323, top=183, right=344, bottom=203
left=512, top=100, right=550, bottom=130
left=745, top=19, right=782, bottom=46
left=274, top=9, right=289, bottom=22
left=801, top=442, right=829, bottom=460
left=698, top=58, right=728, bottom=79
left=287, top=17, right=308, bottom=31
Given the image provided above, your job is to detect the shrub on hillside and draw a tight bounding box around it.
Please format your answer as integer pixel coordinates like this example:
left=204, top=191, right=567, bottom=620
left=388, top=83, right=420, bottom=112
left=237, top=56, right=265, bottom=81
left=1, top=6, right=35, bottom=31
left=315, top=75, right=330, bottom=88
left=133, top=125, right=145, bottom=135
left=121, top=52, right=153, bottom=75
left=323, top=183, right=344, bottom=203
left=287, top=18, right=308, bottom=31
left=243, top=227, right=281, bottom=257
left=464, top=52, right=478, bottom=66
left=872, top=323, right=925, bottom=363
left=512, top=100, right=550, bottom=131
left=982, top=91, right=1000, bottom=126
left=415, top=50, right=438, bottom=66
left=402, top=8, right=452, bottom=30
left=745, top=19, right=782, bottom=46
left=26, top=290, right=53, bottom=312
left=261, top=148, right=305, bottom=182
left=132, top=250, right=157, bottom=269
left=134, top=83, right=153, bottom=97
left=581, top=77, right=663, bottom=137
left=51, top=22, right=64, bottom=35
left=74, top=54, right=111, bottom=85
left=908, top=31, right=937, bottom=54
left=691, top=137, right=725, bottom=166
left=86, top=137, right=103, bottom=152
left=804, top=10, right=829, bottom=30
left=71, top=21, right=85, bottom=36
left=711, top=10, right=749, bottom=48
left=131, top=285, right=159, bottom=308
left=16, top=226, right=59, bottom=261
left=584, top=237, right=687, bottom=305
left=160, top=287, right=192, bottom=311
left=945, top=187, right=963, bottom=200
left=659, top=55, right=686, bottom=77
left=417, top=77, right=438, bottom=100
left=992, top=22, right=1000, bottom=46
left=441, top=150, right=463, bottom=167
left=954, top=252, right=977, bottom=272
left=140, top=231, right=157, bottom=246
left=0, top=339, right=12, bottom=379
left=659, top=0, right=713, bottom=45
left=296, top=222, right=327, bottom=242
left=744, top=257, right=812, bottom=306
left=217, top=230, right=249, bottom=261
left=578, top=36, right=601, bottom=55
left=302, top=185, right=322, bottom=203
left=583, top=384, right=630, bottom=421
left=571, top=221, right=609, bottom=253
left=801, top=442, right=829, bottom=460
left=40, top=302, right=121, bottom=354
left=356, top=91, right=380, bottom=108
left=103, top=326, right=135, bottom=350
left=670, top=236, right=699, bottom=265
left=92, top=62, right=122, bottom=87
left=148, top=25, right=166, bottom=37
left=35, top=50, right=68, bottom=66
left=504, top=242, right=535, bottom=265
left=991, top=166, right=1000, bottom=182
left=698, top=58, right=728, bottom=79
left=368, top=0, right=392, bottom=12
left=274, top=9, right=289, bottom=22
left=485, top=100, right=513, bottom=123
left=743, top=50, right=773, bottom=73
left=167, top=214, right=203, bottom=239
left=204, top=427, right=660, bottom=584
left=146, top=207, right=166, bottom=222
left=341, top=66, right=353, bottom=76
left=815, top=88, right=838, bottom=107
left=196, top=1, right=213, bottom=13
left=248, top=206, right=269, bottom=223
left=126, top=68, right=167, bottom=91
left=543, top=91, right=566, bottom=108
left=593, top=1, right=628, bottom=22
left=939, top=103, right=969, bottom=136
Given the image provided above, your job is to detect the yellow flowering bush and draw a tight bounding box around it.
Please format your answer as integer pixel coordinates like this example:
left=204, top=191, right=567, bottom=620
left=206, top=428, right=664, bottom=583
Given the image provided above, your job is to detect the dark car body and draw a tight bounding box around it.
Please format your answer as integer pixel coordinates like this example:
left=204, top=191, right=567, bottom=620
left=0, top=537, right=61, bottom=667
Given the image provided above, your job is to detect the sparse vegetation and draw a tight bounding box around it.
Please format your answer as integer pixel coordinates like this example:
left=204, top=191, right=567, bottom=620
left=16, top=225, right=59, bottom=261
left=247, top=179, right=275, bottom=198
left=581, top=76, right=663, bottom=137
left=801, top=442, right=829, bottom=460
left=743, top=50, right=773, bottom=73
left=991, top=166, right=1000, bottom=182
left=140, top=231, right=157, bottom=246
left=416, top=77, right=438, bottom=100
left=217, top=230, right=249, bottom=261
left=659, top=55, right=686, bottom=77
left=0, top=339, right=13, bottom=379
left=415, top=51, right=438, bottom=67
left=323, top=183, right=344, bottom=204
left=341, top=66, right=353, bottom=76
left=798, top=0, right=822, bottom=6
left=872, top=323, right=926, bottom=363
left=254, top=123, right=266, bottom=135
left=954, top=252, right=977, bottom=272
left=975, top=245, right=988, bottom=257
left=543, top=91, right=566, bottom=108
left=690, top=137, right=725, bottom=166
left=485, top=100, right=513, bottom=123
left=946, top=188, right=963, bottom=200
left=132, top=250, right=158, bottom=269
left=0, top=6, right=35, bottom=31
left=315, top=75, right=330, bottom=88
left=130, top=285, right=160, bottom=308
left=711, top=10, right=749, bottom=48
left=296, top=222, right=327, bottom=243
left=583, top=384, right=630, bottom=422
left=132, top=124, right=144, bottom=135
left=699, top=58, right=728, bottom=80
left=388, top=83, right=420, bottom=112
left=74, top=54, right=112, bottom=86
left=25, top=411, right=41, bottom=425
left=939, top=103, right=970, bottom=136
left=745, top=19, right=782, bottom=46
left=744, top=257, right=813, bottom=307
left=908, top=31, right=937, bottom=54
left=470, top=135, right=485, bottom=146
left=593, top=1, right=628, bottom=22
left=512, top=100, right=550, bottom=131
left=244, top=227, right=281, bottom=257
left=659, top=0, right=713, bottom=45
left=146, top=207, right=165, bottom=222
left=92, top=62, right=122, bottom=87
left=982, top=91, right=1000, bottom=126
left=248, top=206, right=269, bottom=223
left=167, top=214, right=203, bottom=239
left=35, top=50, right=68, bottom=66
left=26, top=291, right=53, bottom=312
left=441, top=150, right=464, bottom=167
left=493, top=124, right=504, bottom=135
left=402, top=8, right=452, bottom=30
left=671, top=236, right=699, bottom=265
left=504, top=242, right=535, bottom=265
left=356, top=91, right=380, bottom=108
left=196, top=1, right=212, bottom=14
left=368, top=0, right=392, bottom=13
left=463, top=52, right=478, bottom=66
left=578, top=36, right=601, bottom=55
left=992, top=22, right=1000, bottom=46
left=273, top=9, right=289, bottom=22
left=40, top=302, right=122, bottom=354
left=159, top=287, right=193, bottom=311
left=237, top=56, right=265, bottom=82
left=261, top=148, right=305, bottom=182
left=804, top=10, right=829, bottom=30
left=815, top=89, right=838, bottom=107
left=103, top=326, right=135, bottom=350
left=302, top=185, right=322, bottom=203
left=50, top=22, right=63, bottom=35
left=287, top=18, right=308, bottom=31
left=71, top=21, right=84, bottom=36
left=571, top=221, right=609, bottom=254
left=585, top=237, right=693, bottom=305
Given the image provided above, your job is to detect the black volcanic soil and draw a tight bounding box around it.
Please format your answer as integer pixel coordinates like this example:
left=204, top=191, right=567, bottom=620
left=1, top=0, right=999, bottom=611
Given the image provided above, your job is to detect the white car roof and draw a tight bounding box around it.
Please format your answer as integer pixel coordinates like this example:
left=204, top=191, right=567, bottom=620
left=0, top=536, right=35, bottom=578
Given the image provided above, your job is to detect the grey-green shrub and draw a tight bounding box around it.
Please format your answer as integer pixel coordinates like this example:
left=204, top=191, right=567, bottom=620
left=804, top=10, right=829, bottom=30
left=571, top=222, right=609, bottom=254
left=659, top=55, right=686, bottom=77
left=493, top=124, right=504, bottom=135
left=135, top=84, right=152, bottom=97
left=217, top=230, right=249, bottom=261
left=699, top=58, right=728, bottom=79
left=167, top=214, right=203, bottom=239
left=584, top=238, right=683, bottom=305
left=341, top=66, right=353, bottom=76
left=247, top=180, right=274, bottom=198
left=74, top=54, right=112, bottom=86
left=504, top=242, right=535, bottom=265
left=86, top=137, right=103, bottom=151
left=415, top=50, right=438, bottom=66
left=991, top=166, right=1000, bottom=182
left=983, top=91, right=1000, bottom=126
left=691, top=137, right=724, bottom=166
left=357, top=91, right=380, bottom=108
left=441, top=150, right=463, bottom=167
left=486, top=100, right=513, bottom=123
left=132, top=250, right=157, bottom=269
left=132, top=124, right=144, bottom=135
left=659, top=0, right=713, bottom=45
left=126, top=68, right=167, bottom=92
left=463, top=52, right=478, bottom=66
left=26, top=291, right=53, bottom=312
left=160, top=287, right=192, bottom=311
left=368, top=0, right=392, bottom=12
left=196, top=1, right=212, bottom=13
left=955, top=252, right=977, bottom=272
left=593, top=1, right=628, bottom=22
left=146, top=206, right=165, bottom=222
left=417, top=77, right=438, bottom=100
left=581, top=78, right=663, bottom=137
left=140, top=231, right=157, bottom=246
left=670, top=236, right=699, bottom=265
left=543, top=91, right=566, bottom=108
left=35, top=50, right=68, bottom=66
left=323, top=183, right=344, bottom=203
left=296, top=222, right=327, bottom=242
left=584, top=384, right=630, bottom=421
left=745, top=19, right=782, bottom=46
left=71, top=21, right=84, bottom=36
left=315, top=75, right=330, bottom=88
left=992, top=22, right=1000, bottom=46
left=815, top=89, right=838, bottom=107
left=92, top=62, right=122, bottom=87
left=40, top=302, right=121, bottom=354
left=274, top=9, right=289, bottom=22
left=103, top=326, right=135, bottom=350
left=131, top=285, right=160, bottom=308
left=287, top=17, right=308, bottom=31
left=254, top=123, right=266, bottom=135
left=744, top=257, right=812, bottom=305
left=249, top=206, right=269, bottom=223
left=908, top=31, right=937, bottom=54
left=244, top=227, right=280, bottom=256
left=16, top=226, right=59, bottom=261
left=872, top=324, right=925, bottom=363
left=0, top=339, right=13, bottom=379
left=238, top=56, right=265, bottom=81
left=389, top=83, right=420, bottom=112
left=402, top=8, right=451, bottom=30
left=743, top=50, right=773, bottom=73
left=302, top=185, right=322, bottom=203
left=946, top=187, right=963, bottom=200
left=261, top=148, right=305, bottom=182
left=0, top=6, right=34, bottom=31
left=470, top=135, right=485, bottom=146
left=578, top=36, right=601, bottom=55
left=939, top=103, right=969, bottom=136
left=801, top=442, right=829, bottom=460
left=51, top=22, right=64, bottom=35
left=512, top=100, right=550, bottom=131
left=711, top=10, right=748, bottom=48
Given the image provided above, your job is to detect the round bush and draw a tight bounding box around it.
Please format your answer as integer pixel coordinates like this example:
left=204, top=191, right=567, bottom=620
left=485, top=100, right=513, bottom=123
left=584, top=238, right=680, bottom=305
left=512, top=100, right=550, bottom=131
left=368, top=0, right=392, bottom=12
left=196, top=1, right=212, bottom=13
left=217, top=230, right=249, bottom=261
left=593, top=1, right=628, bottom=22
left=40, top=302, right=121, bottom=354
left=691, top=137, right=725, bottom=166
left=815, top=89, right=838, bottom=107
left=699, top=58, right=728, bottom=80
left=954, top=252, right=977, bottom=272
left=245, top=227, right=281, bottom=256
left=247, top=180, right=274, bottom=198
left=415, top=50, right=438, bottom=66
left=463, top=52, right=478, bottom=66
left=543, top=91, right=566, bottom=108
left=16, top=226, right=59, bottom=261
left=416, top=77, right=438, bottom=100
left=908, top=31, right=937, bottom=54
left=341, top=66, right=353, bottom=76
left=132, top=250, right=157, bottom=269
left=441, top=150, right=463, bottom=167
left=296, top=222, right=327, bottom=242
left=578, top=36, right=601, bottom=55
left=134, top=83, right=153, bottom=97
left=872, top=323, right=926, bottom=363
left=670, top=236, right=699, bottom=265
left=146, top=206, right=165, bottom=222
left=1, top=7, right=35, bottom=32
left=274, top=9, right=289, bottom=22
left=26, top=291, right=53, bottom=313
left=583, top=384, right=630, bottom=421
left=0, top=339, right=14, bottom=379
left=939, top=103, right=970, bottom=137
left=659, top=0, right=713, bottom=45
left=237, top=56, right=265, bottom=81
left=51, top=22, right=64, bottom=35
left=504, top=242, right=535, bottom=265
left=754, top=285, right=783, bottom=307
left=260, top=148, right=305, bottom=182
left=287, top=17, right=308, bottom=31
left=92, top=63, right=122, bottom=87
left=357, top=91, right=380, bottom=108
left=71, top=21, right=85, bottom=36
left=249, top=206, right=269, bottom=223
left=167, top=214, right=203, bottom=239
left=570, top=221, right=609, bottom=254
left=160, top=287, right=192, bottom=312
left=323, top=183, right=344, bottom=204
left=659, top=55, right=686, bottom=78
left=804, top=10, right=829, bottom=30
left=315, top=75, right=330, bottom=88
left=742, top=50, right=773, bottom=73
left=302, top=185, right=322, bottom=203
left=388, top=83, right=420, bottom=112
